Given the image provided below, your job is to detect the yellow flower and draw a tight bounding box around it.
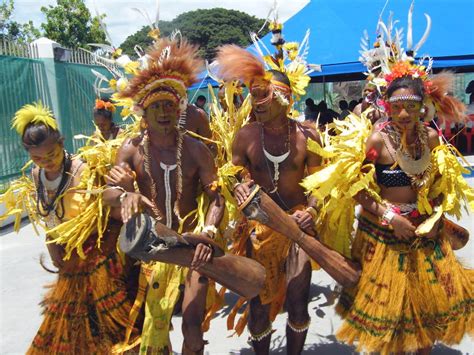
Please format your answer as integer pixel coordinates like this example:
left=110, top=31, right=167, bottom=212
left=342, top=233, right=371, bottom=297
left=112, top=48, right=122, bottom=59
left=109, top=78, right=117, bottom=91
left=148, top=28, right=161, bottom=40
left=124, top=61, right=140, bottom=75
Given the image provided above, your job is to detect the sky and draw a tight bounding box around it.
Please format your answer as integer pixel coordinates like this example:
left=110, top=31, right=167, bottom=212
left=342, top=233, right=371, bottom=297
left=11, top=0, right=309, bottom=46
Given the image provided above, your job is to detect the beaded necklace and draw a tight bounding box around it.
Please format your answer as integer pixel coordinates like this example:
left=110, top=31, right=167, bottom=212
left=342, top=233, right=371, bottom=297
left=384, top=121, right=432, bottom=190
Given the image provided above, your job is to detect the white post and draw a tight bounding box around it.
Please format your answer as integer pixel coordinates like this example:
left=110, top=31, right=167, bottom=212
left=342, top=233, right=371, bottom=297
left=29, top=37, right=63, bottom=131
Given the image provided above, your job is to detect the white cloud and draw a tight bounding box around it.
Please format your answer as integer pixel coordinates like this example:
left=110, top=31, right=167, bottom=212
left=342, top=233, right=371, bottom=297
left=12, top=0, right=309, bottom=46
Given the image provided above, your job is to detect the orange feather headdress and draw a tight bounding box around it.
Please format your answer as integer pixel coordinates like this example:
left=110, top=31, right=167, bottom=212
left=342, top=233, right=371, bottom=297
left=365, top=4, right=466, bottom=123
left=213, top=17, right=319, bottom=118
left=118, top=37, right=204, bottom=114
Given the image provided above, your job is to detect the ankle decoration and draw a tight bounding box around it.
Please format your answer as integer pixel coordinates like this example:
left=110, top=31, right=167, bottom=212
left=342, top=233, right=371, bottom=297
left=249, top=324, right=273, bottom=342
left=287, top=318, right=310, bottom=333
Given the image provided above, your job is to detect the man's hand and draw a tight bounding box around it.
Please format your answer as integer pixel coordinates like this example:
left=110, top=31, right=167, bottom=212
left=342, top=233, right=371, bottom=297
left=291, top=209, right=315, bottom=234
left=233, top=180, right=255, bottom=205
left=121, top=192, right=154, bottom=223
left=391, top=214, right=416, bottom=240
left=190, top=239, right=213, bottom=270
left=105, top=165, right=135, bottom=191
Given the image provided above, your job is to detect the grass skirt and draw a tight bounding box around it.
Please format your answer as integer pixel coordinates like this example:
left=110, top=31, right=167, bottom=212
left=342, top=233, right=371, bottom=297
left=336, top=210, right=473, bottom=354
left=27, top=231, right=133, bottom=354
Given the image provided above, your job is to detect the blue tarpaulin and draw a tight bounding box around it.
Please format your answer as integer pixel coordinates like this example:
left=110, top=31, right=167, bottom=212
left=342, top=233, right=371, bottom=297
left=254, top=0, right=474, bottom=77
left=189, top=0, right=474, bottom=89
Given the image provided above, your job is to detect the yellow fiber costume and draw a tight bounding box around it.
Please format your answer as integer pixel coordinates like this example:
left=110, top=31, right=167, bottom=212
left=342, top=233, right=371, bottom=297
left=1, top=102, right=137, bottom=354
left=227, top=205, right=303, bottom=335
left=302, top=112, right=474, bottom=353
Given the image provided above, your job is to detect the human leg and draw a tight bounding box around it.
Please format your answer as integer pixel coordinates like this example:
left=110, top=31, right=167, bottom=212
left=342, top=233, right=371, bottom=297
left=248, top=296, right=273, bottom=355
left=285, top=245, right=312, bottom=355
left=181, top=270, right=209, bottom=354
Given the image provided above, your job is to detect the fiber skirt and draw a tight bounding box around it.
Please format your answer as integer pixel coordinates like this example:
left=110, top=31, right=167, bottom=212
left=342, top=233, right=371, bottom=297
left=27, top=225, right=133, bottom=355
left=336, top=210, right=473, bottom=354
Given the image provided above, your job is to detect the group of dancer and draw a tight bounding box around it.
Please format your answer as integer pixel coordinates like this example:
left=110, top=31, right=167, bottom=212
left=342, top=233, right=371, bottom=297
left=1, top=3, right=473, bottom=355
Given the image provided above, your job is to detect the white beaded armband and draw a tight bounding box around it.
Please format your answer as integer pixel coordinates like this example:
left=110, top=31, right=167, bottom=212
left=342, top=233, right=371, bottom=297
left=202, top=225, right=218, bottom=239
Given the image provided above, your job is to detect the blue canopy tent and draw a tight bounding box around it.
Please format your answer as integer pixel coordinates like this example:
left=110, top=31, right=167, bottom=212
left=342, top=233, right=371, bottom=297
left=189, top=0, right=474, bottom=90
left=253, top=0, right=474, bottom=82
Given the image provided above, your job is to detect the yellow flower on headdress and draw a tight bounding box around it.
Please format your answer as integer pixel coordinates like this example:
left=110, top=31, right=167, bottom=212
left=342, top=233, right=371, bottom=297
left=148, top=28, right=161, bottom=41
left=111, top=48, right=123, bottom=60
left=12, top=101, right=58, bottom=136
left=269, top=21, right=283, bottom=31
left=123, top=61, right=140, bottom=75
left=285, top=61, right=311, bottom=98
left=283, top=42, right=299, bottom=61
left=109, top=78, right=117, bottom=91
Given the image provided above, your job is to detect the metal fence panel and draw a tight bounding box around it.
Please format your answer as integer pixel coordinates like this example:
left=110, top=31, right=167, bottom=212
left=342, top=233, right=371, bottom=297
left=0, top=56, right=52, bottom=187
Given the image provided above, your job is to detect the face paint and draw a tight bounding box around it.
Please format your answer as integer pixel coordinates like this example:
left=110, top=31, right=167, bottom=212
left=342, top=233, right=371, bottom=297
left=388, top=88, right=423, bottom=130
left=94, top=114, right=113, bottom=136
left=144, top=99, right=180, bottom=135
left=28, top=140, right=64, bottom=172
left=250, top=84, right=287, bottom=123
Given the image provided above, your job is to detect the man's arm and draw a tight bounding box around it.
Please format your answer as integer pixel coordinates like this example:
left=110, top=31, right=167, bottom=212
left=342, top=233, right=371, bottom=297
left=231, top=127, right=254, bottom=205
left=292, top=124, right=322, bottom=232
left=196, top=141, right=225, bottom=235
left=103, top=138, right=136, bottom=207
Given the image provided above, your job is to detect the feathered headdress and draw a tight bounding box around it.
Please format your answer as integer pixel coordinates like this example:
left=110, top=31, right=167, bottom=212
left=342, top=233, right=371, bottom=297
left=361, top=2, right=466, bottom=123
left=95, top=99, right=116, bottom=113
left=12, top=102, right=58, bottom=136
left=118, top=37, right=204, bottom=118
left=213, top=3, right=319, bottom=118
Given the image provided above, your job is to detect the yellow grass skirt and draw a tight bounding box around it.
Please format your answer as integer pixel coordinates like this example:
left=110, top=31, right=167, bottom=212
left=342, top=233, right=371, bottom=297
left=27, top=248, right=132, bottom=354
left=336, top=210, right=473, bottom=354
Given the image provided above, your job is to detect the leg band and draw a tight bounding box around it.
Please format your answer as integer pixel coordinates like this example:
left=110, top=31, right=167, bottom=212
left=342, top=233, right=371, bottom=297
left=248, top=323, right=273, bottom=342
left=287, top=318, right=310, bottom=333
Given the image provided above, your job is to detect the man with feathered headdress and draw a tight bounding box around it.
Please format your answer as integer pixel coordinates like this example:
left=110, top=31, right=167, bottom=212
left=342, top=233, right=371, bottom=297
left=213, top=19, right=322, bottom=354
left=103, top=36, right=225, bottom=354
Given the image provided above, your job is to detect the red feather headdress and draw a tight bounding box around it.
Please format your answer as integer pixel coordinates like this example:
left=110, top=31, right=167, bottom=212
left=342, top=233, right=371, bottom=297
left=118, top=37, right=204, bottom=111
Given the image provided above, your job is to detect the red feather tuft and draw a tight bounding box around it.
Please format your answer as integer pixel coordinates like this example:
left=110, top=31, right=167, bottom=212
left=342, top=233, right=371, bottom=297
left=119, top=37, right=204, bottom=100
left=215, top=45, right=266, bottom=85
left=428, top=72, right=467, bottom=123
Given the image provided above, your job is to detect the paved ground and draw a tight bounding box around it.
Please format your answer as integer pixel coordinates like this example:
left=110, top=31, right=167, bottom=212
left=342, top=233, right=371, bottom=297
left=1, top=179, right=473, bottom=354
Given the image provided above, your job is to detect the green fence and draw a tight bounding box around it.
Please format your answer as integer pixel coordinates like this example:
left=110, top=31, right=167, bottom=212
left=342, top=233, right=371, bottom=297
left=0, top=56, right=120, bottom=187
left=0, top=56, right=52, bottom=187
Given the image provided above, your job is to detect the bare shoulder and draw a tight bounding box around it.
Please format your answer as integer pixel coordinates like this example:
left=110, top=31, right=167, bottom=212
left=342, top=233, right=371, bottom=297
left=235, top=122, right=259, bottom=140
left=297, top=121, right=320, bottom=143
left=187, top=104, right=208, bottom=123
left=183, top=134, right=212, bottom=162
left=353, top=103, right=362, bottom=116
left=183, top=134, right=211, bottom=157
left=425, top=125, right=440, bottom=150
left=116, top=135, right=142, bottom=163
left=366, top=129, right=384, bottom=151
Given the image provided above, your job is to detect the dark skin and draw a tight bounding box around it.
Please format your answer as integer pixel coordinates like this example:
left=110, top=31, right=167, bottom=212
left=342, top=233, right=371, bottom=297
left=28, top=140, right=89, bottom=268
left=184, top=104, right=212, bottom=139
left=93, top=113, right=121, bottom=140
left=357, top=87, right=440, bottom=244
left=103, top=98, right=224, bottom=354
left=232, top=83, right=321, bottom=355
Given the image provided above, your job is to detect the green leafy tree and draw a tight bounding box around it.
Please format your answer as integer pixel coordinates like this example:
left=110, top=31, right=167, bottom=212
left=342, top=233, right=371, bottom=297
left=120, top=8, right=268, bottom=60
left=41, top=0, right=107, bottom=49
left=0, top=0, right=40, bottom=43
